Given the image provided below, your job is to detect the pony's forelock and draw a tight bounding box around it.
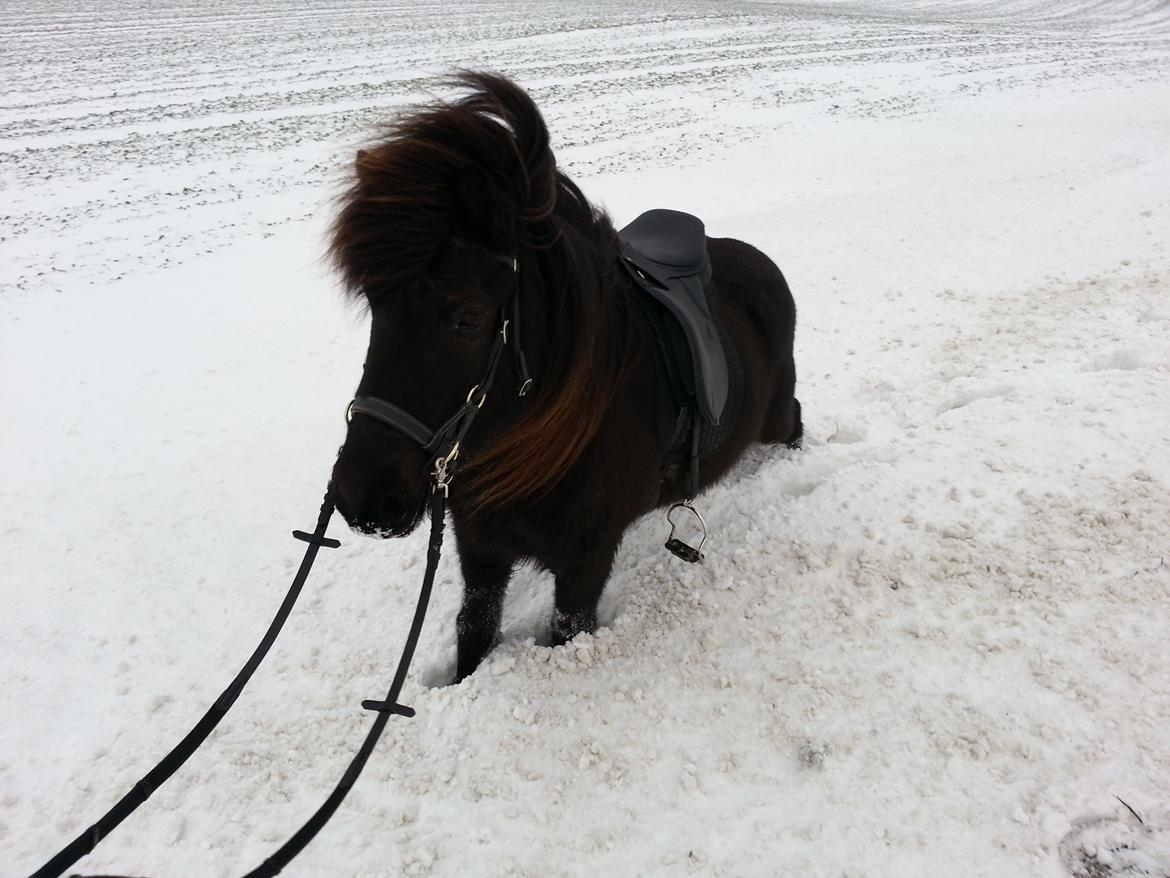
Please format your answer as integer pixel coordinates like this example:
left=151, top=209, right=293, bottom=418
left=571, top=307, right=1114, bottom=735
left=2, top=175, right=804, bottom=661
left=330, top=72, right=630, bottom=508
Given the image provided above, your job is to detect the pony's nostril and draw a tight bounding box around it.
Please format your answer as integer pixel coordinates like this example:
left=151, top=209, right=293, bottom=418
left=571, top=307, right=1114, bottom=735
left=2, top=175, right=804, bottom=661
left=374, top=492, right=410, bottom=525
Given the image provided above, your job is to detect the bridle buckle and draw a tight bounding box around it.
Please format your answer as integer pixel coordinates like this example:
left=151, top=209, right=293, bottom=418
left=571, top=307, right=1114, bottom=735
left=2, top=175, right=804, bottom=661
left=466, top=384, right=487, bottom=409
left=433, top=442, right=460, bottom=490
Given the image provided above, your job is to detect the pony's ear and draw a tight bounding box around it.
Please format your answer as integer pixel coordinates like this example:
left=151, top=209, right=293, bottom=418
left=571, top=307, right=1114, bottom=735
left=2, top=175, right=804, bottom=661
left=455, top=162, right=505, bottom=249
left=354, top=149, right=373, bottom=185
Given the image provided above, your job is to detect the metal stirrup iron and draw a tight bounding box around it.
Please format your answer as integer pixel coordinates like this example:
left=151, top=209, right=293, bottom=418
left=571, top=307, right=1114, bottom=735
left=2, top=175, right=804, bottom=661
left=665, top=502, right=708, bottom=564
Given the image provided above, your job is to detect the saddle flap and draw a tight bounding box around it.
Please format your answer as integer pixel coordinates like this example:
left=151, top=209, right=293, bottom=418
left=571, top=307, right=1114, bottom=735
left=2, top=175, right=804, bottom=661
left=618, top=210, right=728, bottom=425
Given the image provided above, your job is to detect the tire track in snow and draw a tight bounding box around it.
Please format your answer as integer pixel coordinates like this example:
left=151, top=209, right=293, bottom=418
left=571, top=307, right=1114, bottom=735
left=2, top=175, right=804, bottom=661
left=2, top=0, right=1169, bottom=301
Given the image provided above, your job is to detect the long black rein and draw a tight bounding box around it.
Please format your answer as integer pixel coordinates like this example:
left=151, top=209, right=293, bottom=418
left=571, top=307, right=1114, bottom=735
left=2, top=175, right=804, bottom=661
left=31, top=486, right=342, bottom=878
left=243, top=487, right=447, bottom=878
left=32, top=257, right=523, bottom=878
left=34, top=487, right=448, bottom=878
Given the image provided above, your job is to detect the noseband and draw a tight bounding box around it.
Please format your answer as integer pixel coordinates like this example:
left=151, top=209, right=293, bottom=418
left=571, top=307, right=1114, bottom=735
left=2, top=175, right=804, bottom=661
left=346, top=254, right=531, bottom=491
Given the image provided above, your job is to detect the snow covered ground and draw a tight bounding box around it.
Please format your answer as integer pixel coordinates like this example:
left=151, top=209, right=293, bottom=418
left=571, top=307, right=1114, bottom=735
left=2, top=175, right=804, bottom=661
left=2, top=1, right=1169, bottom=876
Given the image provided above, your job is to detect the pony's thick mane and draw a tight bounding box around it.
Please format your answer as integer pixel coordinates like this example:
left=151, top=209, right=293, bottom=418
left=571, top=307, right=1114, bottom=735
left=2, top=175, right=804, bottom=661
left=330, top=72, right=633, bottom=510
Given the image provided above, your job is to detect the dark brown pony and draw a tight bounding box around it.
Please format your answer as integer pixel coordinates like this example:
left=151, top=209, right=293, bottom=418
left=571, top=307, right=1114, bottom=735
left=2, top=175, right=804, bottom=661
left=330, top=72, right=800, bottom=682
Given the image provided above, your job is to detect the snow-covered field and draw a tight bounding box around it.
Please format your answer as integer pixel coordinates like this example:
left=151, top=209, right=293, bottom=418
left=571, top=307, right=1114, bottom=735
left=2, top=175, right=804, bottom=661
left=3, top=1, right=1169, bottom=876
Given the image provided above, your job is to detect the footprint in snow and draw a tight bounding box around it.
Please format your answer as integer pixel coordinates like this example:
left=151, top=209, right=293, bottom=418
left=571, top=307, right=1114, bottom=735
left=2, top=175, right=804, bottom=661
left=934, top=383, right=1015, bottom=417
left=1059, top=806, right=1170, bottom=878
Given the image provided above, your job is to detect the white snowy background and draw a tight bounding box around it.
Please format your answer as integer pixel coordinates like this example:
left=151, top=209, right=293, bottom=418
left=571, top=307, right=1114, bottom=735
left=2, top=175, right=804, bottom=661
left=2, top=1, right=1169, bottom=876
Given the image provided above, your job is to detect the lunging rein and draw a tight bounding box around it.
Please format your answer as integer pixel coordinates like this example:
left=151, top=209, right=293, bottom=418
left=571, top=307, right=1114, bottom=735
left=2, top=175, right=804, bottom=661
left=31, top=266, right=526, bottom=877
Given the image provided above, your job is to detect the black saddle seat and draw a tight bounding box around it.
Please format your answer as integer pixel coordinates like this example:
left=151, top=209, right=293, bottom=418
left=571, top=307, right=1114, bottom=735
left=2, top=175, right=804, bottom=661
left=618, top=209, right=728, bottom=426
left=619, top=208, right=708, bottom=275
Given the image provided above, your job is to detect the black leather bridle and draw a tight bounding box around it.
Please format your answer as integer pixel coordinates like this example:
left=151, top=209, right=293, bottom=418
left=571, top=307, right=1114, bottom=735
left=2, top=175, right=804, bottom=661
left=346, top=253, right=532, bottom=491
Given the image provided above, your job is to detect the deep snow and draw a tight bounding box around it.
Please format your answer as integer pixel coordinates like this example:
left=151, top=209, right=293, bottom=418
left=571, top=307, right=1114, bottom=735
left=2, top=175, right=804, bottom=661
left=2, top=2, right=1169, bottom=877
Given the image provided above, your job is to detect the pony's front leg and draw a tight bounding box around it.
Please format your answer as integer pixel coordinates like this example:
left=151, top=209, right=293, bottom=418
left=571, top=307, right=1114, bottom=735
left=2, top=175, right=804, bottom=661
left=551, top=548, right=617, bottom=646
left=454, top=545, right=514, bottom=682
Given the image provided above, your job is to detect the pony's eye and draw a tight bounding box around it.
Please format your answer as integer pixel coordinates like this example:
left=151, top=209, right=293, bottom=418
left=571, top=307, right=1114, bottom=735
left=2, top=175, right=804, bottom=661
left=454, top=310, right=486, bottom=334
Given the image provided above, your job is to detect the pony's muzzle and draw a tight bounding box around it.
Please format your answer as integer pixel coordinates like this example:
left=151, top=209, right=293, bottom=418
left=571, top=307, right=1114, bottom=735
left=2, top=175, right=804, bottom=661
left=332, top=425, right=430, bottom=538
left=334, top=479, right=426, bottom=539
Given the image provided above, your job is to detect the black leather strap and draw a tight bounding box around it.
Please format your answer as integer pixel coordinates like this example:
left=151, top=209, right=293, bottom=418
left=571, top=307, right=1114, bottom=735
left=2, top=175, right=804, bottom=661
left=49, top=485, right=449, bottom=878
left=348, top=298, right=513, bottom=475
left=32, top=488, right=340, bottom=878
left=349, top=397, right=440, bottom=451
left=243, top=488, right=447, bottom=877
